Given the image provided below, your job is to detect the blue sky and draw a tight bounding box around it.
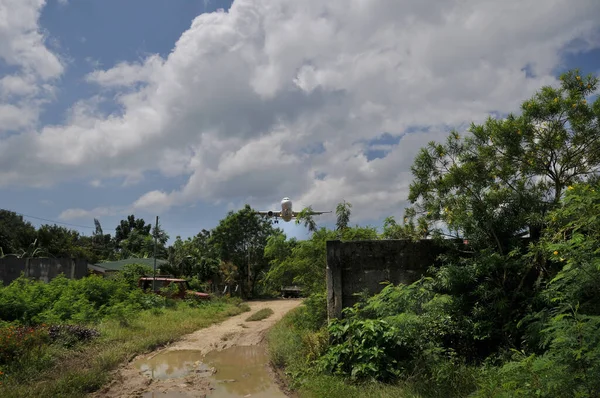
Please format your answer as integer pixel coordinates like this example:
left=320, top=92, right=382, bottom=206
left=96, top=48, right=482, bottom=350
left=0, top=0, right=599, bottom=244
left=2, top=0, right=319, bottom=242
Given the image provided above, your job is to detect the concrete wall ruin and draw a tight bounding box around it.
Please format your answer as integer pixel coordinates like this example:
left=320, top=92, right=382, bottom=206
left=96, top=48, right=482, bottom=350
left=0, top=257, right=88, bottom=285
left=326, top=239, right=448, bottom=320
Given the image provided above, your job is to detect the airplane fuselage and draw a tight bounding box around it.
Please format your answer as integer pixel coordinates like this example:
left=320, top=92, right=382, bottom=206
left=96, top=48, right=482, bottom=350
left=280, top=197, right=293, bottom=221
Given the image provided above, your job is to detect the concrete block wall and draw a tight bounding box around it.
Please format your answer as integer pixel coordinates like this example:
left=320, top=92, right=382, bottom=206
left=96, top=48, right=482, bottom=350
left=0, top=258, right=88, bottom=285
left=326, top=239, right=448, bottom=320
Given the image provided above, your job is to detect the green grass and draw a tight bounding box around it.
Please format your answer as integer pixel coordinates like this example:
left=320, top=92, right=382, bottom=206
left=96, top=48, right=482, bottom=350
left=245, top=307, right=274, bottom=322
left=0, top=299, right=246, bottom=398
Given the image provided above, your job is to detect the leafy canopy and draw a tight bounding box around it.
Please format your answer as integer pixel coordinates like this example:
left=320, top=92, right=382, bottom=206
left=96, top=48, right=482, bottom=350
left=407, top=69, right=600, bottom=253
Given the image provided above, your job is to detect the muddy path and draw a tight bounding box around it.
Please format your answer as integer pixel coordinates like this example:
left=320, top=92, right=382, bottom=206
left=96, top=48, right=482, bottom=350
left=93, top=298, right=302, bottom=398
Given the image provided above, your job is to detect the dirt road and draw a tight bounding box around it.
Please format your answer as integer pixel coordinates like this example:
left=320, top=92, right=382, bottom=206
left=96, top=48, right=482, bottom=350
left=94, top=298, right=302, bottom=398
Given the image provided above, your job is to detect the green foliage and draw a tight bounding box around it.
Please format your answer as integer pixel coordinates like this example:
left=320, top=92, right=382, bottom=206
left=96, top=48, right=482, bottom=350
left=318, top=316, right=404, bottom=382
left=407, top=68, right=600, bottom=251
left=312, top=185, right=600, bottom=396
left=0, top=274, right=168, bottom=326
left=166, top=232, right=220, bottom=279
left=0, top=210, right=37, bottom=256
left=186, top=275, right=210, bottom=292
left=117, top=263, right=153, bottom=288
left=36, top=225, right=90, bottom=260
left=335, top=200, right=352, bottom=231
left=0, top=325, right=49, bottom=366
left=267, top=306, right=330, bottom=386
left=299, top=292, right=328, bottom=331
left=475, top=311, right=600, bottom=397
left=295, top=206, right=319, bottom=232
left=112, top=215, right=169, bottom=259
left=2, top=238, right=48, bottom=259
left=269, top=301, right=476, bottom=398
left=317, top=282, right=478, bottom=395
left=536, top=183, right=600, bottom=314
left=264, top=228, right=333, bottom=295
left=261, top=231, right=298, bottom=291
left=114, top=214, right=152, bottom=243
left=210, top=204, right=279, bottom=298
left=478, top=181, right=600, bottom=397
left=0, top=299, right=244, bottom=397
left=380, top=215, right=427, bottom=240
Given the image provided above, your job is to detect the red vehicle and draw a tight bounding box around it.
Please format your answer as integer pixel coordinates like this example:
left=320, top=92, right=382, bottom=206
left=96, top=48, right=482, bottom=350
left=138, top=277, right=210, bottom=300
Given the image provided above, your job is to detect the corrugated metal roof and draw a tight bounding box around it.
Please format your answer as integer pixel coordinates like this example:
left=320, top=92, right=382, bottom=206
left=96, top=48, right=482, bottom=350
left=88, top=264, right=110, bottom=273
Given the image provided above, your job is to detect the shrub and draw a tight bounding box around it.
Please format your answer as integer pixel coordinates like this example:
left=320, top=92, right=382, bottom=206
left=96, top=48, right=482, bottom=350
left=0, top=325, right=49, bottom=366
left=116, top=263, right=153, bottom=288
left=317, top=316, right=405, bottom=382
left=475, top=310, right=600, bottom=397
left=300, top=292, right=327, bottom=330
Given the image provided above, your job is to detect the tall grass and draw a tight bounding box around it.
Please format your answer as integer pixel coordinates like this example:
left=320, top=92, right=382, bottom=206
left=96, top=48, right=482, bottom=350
left=0, top=299, right=245, bottom=398
left=245, top=307, right=274, bottom=321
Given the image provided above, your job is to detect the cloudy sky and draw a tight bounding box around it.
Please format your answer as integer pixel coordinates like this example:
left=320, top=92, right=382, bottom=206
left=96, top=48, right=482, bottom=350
left=1, top=0, right=599, bottom=242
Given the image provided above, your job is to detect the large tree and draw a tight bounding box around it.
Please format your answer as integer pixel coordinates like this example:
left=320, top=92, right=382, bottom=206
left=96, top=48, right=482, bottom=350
left=113, top=215, right=169, bottom=259
left=0, top=210, right=37, bottom=255
left=114, top=215, right=151, bottom=246
left=36, top=224, right=91, bottom=260
left=166, top=231, right=219, bottom=280
left=407, top=69, right=600, bottom=253
left=400, top=68, right=600, bottom=353
left=209, top=205, right=279, bottom=298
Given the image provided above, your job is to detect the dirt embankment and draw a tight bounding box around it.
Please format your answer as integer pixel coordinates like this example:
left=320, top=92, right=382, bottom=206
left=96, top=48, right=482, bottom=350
left=93, top=299, right=302, bottom=397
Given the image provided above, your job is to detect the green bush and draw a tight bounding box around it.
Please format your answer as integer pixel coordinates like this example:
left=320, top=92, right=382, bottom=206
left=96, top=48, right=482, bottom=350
left=0, top=274, right=167, bottom=326
left=186, top=276, right=209, bottom=292
left=474, top=310, right=600, bottom=397
left=318, top=316, right=404, bottom=381
left=116, top=263, right=153, bottom=288
left=300, top=292, right=328, bottom=330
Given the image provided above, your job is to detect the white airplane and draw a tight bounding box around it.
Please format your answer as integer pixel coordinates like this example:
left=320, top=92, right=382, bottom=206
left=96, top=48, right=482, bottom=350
left=256, top=197, right=331, bottom=224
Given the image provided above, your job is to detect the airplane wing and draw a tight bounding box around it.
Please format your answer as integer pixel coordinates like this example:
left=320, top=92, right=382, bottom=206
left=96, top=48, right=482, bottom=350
left=255, top=210, right=281, bottom=217
left=292, top=210, right=332, bottom=217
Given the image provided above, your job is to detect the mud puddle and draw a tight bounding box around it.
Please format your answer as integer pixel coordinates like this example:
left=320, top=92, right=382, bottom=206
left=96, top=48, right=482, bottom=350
left=134, top=346, right=287, bottom=397
left=134, top=349, right=213, bottom=380
left=203, top=345, right=287, bottom=397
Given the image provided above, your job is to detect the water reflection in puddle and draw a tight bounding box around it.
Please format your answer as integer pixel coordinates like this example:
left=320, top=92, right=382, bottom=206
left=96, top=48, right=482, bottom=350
left=203, top=345, right=287, bottom=398
left=134, top=345, right=287, bottom=397
left=134, top=349, right=212, bottom=380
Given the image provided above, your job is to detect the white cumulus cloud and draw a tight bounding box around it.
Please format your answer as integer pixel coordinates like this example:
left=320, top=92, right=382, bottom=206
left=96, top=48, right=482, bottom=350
left=0, top=0, right=64, bottom=133
left=1, top=0, right=600, bottom=222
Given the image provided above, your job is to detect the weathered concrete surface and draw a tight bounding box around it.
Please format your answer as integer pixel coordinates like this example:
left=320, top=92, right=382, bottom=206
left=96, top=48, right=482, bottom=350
left=326, top=239, right=448, bottom=319
left=0, top=257, right=88, bottom=285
